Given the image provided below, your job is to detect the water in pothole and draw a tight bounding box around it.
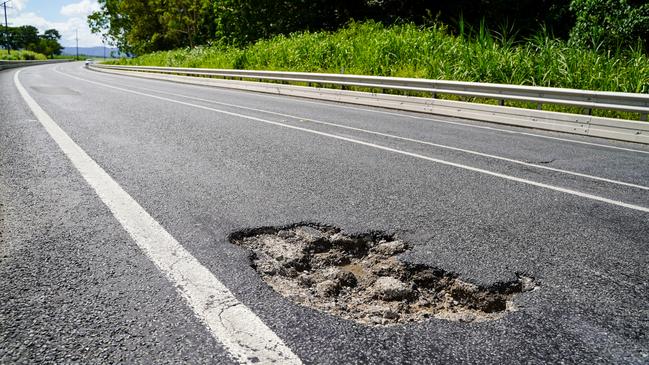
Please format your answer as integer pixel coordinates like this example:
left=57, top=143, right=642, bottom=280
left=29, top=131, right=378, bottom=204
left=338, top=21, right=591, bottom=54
left=230, top=224, right=535, bottom=326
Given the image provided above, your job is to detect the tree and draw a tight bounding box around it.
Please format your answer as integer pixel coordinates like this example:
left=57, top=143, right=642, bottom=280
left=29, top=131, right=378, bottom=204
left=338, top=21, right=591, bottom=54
left=10, top=25, right=39, bottom=49
left=86, top=0, right=586, bottom=53
left=88, top=0, right=140, bottom=54
left=361, top=0, right=573, bottom=39
left=29, top=38, right=63, bottom=58
left=89, top=0, right=215, bottom=55
left=569, top=0, right=649, bottom=52
left=3, top=26, right=62, bottom=57
left=214, top=0, right=366, bottom=46
left=42, top=29, right=62, bottom=40
left=153, top=0, right=215, bottom=48
left=21, top=28, right=63, bottom=58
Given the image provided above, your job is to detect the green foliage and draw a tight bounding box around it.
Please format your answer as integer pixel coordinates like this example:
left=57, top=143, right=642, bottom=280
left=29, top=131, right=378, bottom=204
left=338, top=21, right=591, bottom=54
left=89, top=0, right=578, bottom=53
left=0, top=49, right=47, bottom=60
left=87, top=0, right=126, bottom=50
left=213, top=0, right=366, bottom=46
left=2, top=26, right=63, bottom=58
left=88, top=0, right=215, bottom=54
left=26, top=28, right=63, bottom=58
left=28, top=38, right=63, bottom=58
left=364, top=0, right=573, bottom=39
left=4, top=25, right=39, bottom=50
left=42, top=29, right=62, bottom=40
left=115, top=21, right=649, bottom=95
left=569, top=0, right=649, bottom=52
left=154, top=0, right=215, bottom=48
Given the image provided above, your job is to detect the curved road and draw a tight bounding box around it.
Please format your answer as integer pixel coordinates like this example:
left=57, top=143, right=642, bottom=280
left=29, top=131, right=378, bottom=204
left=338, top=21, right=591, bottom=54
left=1, top=62, right=648, bottom=364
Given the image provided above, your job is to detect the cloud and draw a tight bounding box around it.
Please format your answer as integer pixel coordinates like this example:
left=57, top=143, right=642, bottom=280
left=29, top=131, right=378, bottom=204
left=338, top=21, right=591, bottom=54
left=7, top=0, right=103, bottom=47
left=5, top=0, right=29, bottom=14
left=60, top=0, right=99, bottom=17
left=9, top=0, right=29, bottom=12
left=11, top=11, right=103, bottom=47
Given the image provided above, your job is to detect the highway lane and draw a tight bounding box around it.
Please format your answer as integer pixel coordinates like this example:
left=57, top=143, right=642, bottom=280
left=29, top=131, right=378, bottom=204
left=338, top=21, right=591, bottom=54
left=58, top=65, right=649, bottom=209
left=1, top=62, right=648, bottom=364
left=78, top=65, right=649, bottom=183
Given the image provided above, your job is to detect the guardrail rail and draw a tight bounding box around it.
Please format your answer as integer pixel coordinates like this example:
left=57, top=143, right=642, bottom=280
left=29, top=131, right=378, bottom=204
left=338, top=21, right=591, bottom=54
left=0, top=59, right=72, bottom=71
left=91, top=63, right=649, bottom=144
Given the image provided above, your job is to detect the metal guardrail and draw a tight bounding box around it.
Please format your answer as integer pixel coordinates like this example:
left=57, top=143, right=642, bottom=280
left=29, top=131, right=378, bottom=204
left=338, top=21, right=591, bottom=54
left=94, top=64, right=649, bottom=120
left=91, top=63, right=649, bottom=143
left=0, top=59, right=72, bottom=71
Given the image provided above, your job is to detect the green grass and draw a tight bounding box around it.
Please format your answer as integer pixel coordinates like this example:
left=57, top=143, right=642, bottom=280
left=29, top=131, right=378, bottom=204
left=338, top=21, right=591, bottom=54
left=110, top=21, right=649, bottom=119
left=0, top=49, right=47, bottom=61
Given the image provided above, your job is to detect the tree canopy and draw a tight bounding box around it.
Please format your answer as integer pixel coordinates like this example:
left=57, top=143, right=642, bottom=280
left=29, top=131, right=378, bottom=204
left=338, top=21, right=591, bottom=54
left=88, top=0, right=215, bottom=54
left=3, top=26, right=63, bottom=58
left=569, top=0, right=649, bottom=52
left=87, top=0, right=648, bottom=55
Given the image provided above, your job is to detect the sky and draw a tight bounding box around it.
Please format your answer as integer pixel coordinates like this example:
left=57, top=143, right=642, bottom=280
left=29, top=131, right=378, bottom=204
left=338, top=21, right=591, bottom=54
left=4, top=0, right=104, bottom=47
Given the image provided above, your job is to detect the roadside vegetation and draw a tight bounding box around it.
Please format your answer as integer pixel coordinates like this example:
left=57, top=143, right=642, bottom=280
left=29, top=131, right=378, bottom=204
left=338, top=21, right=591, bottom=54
left=93, top=0, right=648, bottom=120
left=113, top=21, right=649, bottom=94
left=3, top=26, right=64, bottom=59
left=0, top=50, right=47, bottom=61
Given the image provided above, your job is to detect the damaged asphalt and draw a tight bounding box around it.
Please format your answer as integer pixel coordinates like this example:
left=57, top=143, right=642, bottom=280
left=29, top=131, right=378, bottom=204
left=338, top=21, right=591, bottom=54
left=232, top=224, right=535, bottom=325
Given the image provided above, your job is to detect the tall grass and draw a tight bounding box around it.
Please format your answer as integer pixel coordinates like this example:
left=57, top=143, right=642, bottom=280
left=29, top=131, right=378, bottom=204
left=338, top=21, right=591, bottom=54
left=0, top=49, right=47, bottom=61
left=113, top=21, right=648, bottom=119
left=116, top=21, right=649, bottom=93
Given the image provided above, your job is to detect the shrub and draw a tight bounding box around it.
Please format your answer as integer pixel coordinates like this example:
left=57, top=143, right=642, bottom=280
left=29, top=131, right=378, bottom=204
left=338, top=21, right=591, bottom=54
left=569, top=0, right=649, bottom=52
left=0, top=50, right=48, bottom=60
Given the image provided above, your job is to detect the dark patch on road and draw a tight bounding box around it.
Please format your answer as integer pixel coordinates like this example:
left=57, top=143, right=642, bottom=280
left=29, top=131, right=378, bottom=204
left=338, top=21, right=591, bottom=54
left=523, top=159, right=556, bottom=165
left=231, top=224, right=536, bottom=326
left=29, top=86, right=80, bottom=96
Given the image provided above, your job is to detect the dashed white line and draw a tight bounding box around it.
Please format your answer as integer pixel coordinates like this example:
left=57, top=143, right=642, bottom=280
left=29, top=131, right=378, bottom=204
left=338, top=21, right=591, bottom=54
left=55, top=68, right=649, bottom=214
left=78, top=64, right=649, bottom=155
left=106, top=82, right=649, bottom=192
left=14, top=69, right=303, bottom=365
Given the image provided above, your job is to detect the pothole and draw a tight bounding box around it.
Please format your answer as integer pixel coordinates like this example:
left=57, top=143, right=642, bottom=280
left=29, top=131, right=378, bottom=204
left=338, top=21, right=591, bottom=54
left=230, top=224, right=535, bottom=326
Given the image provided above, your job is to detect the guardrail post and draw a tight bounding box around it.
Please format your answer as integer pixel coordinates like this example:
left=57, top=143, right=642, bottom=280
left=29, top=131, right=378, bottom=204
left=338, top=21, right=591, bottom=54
left=499, top=99, right=505, bottom=106
left=641, top=113, right=648, bottom=122
left=537, top=103, right=543, bottom=110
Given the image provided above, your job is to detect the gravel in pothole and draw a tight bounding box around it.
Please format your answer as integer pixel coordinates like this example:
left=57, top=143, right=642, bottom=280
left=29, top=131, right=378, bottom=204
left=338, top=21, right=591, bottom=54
left=231, top=224, right=535, bottom=326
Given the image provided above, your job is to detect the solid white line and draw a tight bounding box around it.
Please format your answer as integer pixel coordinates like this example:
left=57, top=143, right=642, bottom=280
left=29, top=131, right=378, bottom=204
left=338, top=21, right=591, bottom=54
left=79, top=65, right=649, bottom=155
left=55, top=68, right=649, bottom=214
left=14, top=69, right=302, bottom=365
left=112, top=82, right=649, bottom=192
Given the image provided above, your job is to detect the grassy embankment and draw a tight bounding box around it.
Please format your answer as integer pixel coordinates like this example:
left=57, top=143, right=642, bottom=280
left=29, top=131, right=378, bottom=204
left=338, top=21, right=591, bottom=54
left=112, top=21, right=649, bottom=120
left=0, top=50, right=47, bottom=60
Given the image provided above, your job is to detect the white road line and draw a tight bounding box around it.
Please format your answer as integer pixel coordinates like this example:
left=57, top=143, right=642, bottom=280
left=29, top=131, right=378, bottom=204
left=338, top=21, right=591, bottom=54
left=76, top=65, right=649, bottom=155
left=278, top=96, right=649, bottom=155
left=14, top=69, right=302, bottom=365
left=109, top=82, right=649, bottom=192
left=55, top=68, right=649, bottom=214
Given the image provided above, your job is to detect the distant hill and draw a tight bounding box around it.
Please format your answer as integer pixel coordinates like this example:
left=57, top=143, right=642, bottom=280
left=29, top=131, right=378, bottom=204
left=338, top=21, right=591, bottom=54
left=62, top=47, right=126, bottom=58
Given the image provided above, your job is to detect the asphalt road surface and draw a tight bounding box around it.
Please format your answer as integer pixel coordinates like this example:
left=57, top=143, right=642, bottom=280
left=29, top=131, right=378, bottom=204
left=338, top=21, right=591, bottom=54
left=1, top=62, right=648, bottom=364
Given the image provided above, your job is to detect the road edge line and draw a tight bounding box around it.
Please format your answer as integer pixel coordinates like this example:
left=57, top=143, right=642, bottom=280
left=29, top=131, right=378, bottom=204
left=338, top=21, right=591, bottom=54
left=13, top=69, right=302, bottom=365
